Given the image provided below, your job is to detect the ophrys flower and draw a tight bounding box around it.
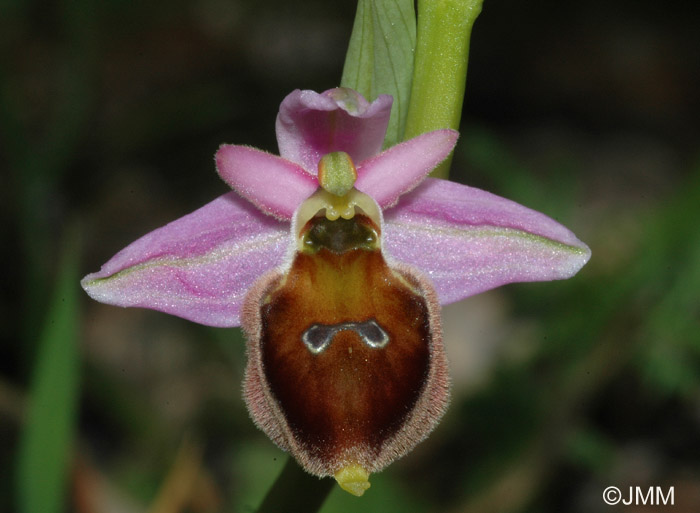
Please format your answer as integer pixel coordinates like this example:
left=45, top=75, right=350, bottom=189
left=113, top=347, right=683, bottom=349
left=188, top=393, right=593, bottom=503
left=82, top=88, right=590, bottom=495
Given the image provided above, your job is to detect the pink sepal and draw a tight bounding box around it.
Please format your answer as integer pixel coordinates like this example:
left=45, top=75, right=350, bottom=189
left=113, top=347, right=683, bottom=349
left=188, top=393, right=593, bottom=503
left=81, top=192, right=289, bottom=327
left=355, top=129, right=459, bottom=209
left=384, top=178, right=591, bottom=304
left=276, top=88, right=393, bottom=172
left=216, top=144, right=317, bottom=221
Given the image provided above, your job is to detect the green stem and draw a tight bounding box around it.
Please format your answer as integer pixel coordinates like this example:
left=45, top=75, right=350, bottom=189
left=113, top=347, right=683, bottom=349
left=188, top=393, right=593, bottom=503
left=255, top=458, right=334, bottom=513
left=404, top=0, right=483, bottom=179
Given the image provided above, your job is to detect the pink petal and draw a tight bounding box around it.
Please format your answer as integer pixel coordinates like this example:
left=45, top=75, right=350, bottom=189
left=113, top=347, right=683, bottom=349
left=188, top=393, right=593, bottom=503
left=355, top=129, right=459, bottom=209
left=276, top=88, right=393, bottom=172
left=216, top=145, right=317, bottom=221
left=81, top=192, right=289, bottom=327
left=383, top=178, right=591, bottom=304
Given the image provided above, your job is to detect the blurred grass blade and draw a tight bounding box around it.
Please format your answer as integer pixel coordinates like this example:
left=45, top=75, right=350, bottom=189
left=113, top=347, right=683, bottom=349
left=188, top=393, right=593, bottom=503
left=341, top=0, right=416, bottom=147
left=255, top=458, right=333, bottom=513
left=16, top=238, right=81, bottom=513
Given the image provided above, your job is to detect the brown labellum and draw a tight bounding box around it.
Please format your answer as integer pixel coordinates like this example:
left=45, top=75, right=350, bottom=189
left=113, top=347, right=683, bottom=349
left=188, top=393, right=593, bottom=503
left=241, top=214, right=449, bottom=479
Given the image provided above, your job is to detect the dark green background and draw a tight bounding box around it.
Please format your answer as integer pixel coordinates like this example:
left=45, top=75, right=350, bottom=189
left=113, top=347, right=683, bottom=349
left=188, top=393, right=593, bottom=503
left=2, top=0, right=699, bottom=512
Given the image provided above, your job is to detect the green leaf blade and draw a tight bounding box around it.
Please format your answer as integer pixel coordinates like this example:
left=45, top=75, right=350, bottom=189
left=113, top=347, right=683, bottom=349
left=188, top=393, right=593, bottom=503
left=16, top=243, right=81, bottom=513
left=341, top=0, right=416, bottom=147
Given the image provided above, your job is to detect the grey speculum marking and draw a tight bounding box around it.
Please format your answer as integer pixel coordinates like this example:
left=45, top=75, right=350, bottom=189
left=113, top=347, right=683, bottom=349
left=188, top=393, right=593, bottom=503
left=302, top=319, right=389, bottom=354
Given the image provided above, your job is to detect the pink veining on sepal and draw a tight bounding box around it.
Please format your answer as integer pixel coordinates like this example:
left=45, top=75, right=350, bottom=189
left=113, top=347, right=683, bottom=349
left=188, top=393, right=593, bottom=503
left=383, top=178, right=591, bottom=305
left=216, top=145, right=317, bottom=221
left=355, top=129, right=459, bottom=209
left=276, top=88, right=393, bottom=172
left=81, top=192, right=289, bottom=327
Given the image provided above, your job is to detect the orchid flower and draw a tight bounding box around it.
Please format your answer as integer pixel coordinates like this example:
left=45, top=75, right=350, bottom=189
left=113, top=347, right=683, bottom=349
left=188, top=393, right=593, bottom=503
left=82, top=88, right=590, bottom=496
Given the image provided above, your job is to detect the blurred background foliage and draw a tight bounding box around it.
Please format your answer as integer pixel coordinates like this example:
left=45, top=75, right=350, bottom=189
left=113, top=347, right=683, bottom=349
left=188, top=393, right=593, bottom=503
left=2, top=0, right=699, bottom=512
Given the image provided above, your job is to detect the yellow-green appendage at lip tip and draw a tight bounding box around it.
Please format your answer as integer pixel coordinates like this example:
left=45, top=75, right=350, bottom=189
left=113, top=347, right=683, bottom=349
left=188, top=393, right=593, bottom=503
left=334, top=464, right=371, bottom=496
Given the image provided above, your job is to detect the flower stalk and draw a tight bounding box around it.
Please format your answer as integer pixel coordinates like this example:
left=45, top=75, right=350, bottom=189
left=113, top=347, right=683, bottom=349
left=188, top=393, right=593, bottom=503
left=255, top=458, right=334, bottom=513
left=405, top=0, right=484, bottom=178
